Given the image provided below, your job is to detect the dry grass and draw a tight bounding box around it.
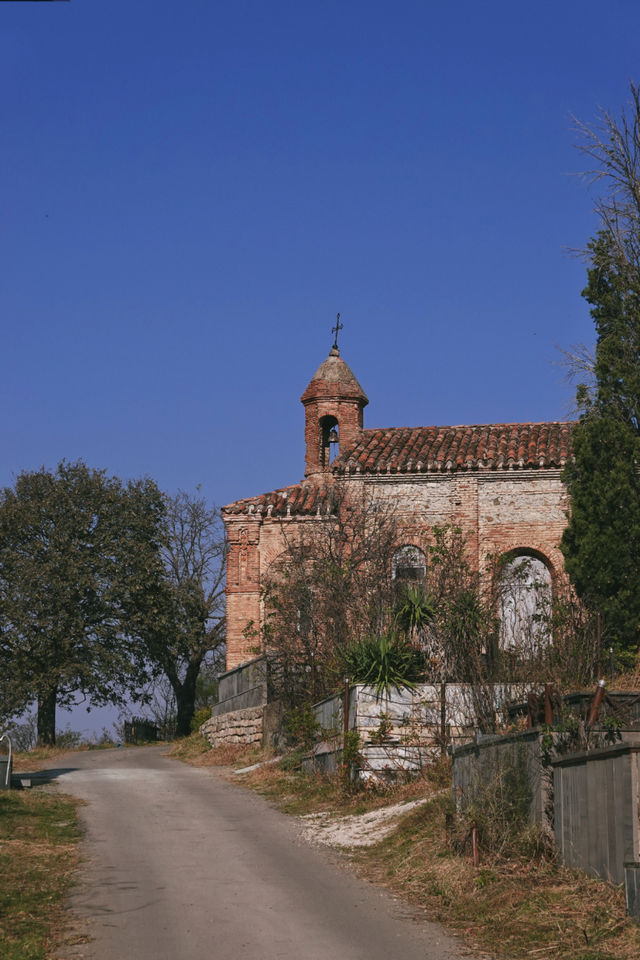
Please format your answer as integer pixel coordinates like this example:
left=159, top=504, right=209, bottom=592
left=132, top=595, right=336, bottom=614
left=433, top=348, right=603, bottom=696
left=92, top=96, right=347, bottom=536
left=12, top=746, right=74, bottom=773
left=11, top=741, right=123, bottom=774
left=353, top=796, right=640, bottom=960
left=611, top=671, right=640, bottom=690
left=169, top=731, right=264, bottom=768
left=0, top=789, right=82, bottom=960
left=239, top=757, right=442, bottom=817
left=172, top=735, right=640, bottom=960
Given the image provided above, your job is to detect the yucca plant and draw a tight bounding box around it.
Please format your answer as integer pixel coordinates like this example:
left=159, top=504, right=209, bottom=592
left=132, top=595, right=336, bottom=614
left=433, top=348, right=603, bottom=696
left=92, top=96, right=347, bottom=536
left=341, top=632, right=425, bottom=698
left=393, top=583, right=436, bottom=639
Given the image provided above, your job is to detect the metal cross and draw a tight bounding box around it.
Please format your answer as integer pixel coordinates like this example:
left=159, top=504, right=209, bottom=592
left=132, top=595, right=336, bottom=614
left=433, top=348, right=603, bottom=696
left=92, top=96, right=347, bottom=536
left=331, top=313, right=343, bottom=350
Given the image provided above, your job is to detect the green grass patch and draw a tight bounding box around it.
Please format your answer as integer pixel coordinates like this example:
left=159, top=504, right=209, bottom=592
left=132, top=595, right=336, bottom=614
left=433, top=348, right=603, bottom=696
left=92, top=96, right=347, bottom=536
left=0, top=790, right=82, bottom=960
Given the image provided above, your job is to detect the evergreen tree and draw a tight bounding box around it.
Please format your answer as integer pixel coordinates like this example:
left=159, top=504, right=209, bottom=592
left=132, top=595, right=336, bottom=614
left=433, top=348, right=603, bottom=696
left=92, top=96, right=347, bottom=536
left=561, top=237, right=640, bottom=663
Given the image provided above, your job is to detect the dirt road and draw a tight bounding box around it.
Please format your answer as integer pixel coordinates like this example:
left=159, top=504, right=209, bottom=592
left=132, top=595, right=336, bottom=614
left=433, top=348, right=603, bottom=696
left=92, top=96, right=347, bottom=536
left=48, top=746, right=476, bottom=959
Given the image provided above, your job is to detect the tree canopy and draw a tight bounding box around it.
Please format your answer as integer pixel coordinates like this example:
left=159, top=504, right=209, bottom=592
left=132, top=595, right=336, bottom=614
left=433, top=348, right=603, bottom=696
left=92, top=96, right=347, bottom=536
left=0, top=461, right=165, bottom=743
left=562, top=239, right=640, bottom=661
left=561, top=83, right=640, bottom=664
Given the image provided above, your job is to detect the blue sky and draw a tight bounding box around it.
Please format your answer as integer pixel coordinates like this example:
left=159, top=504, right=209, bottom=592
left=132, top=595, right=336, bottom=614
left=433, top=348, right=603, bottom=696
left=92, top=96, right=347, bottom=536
left=2, top=1, right=639, bottom=734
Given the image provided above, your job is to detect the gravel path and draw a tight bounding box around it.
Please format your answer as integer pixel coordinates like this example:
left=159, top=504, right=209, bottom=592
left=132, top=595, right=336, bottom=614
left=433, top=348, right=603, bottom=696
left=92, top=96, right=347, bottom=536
left=299, top=798, right=430, bottom=848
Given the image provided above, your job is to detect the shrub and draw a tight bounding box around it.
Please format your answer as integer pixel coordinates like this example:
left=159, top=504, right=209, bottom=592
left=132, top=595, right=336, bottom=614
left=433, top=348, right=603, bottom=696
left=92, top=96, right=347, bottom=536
left=455, top=746, right=550, bottom=860
left=190, top=706, right=212, bottom=733
left=55, top=726, right=83, bottom=750
left=341, top=632, right=424, bottom=697
left=285, top=705, right=322, bottom=750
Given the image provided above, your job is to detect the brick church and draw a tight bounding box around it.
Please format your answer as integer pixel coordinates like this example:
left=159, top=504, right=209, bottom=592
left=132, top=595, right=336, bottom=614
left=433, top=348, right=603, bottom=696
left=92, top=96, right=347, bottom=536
left=222, top=342, right=574, bottom=671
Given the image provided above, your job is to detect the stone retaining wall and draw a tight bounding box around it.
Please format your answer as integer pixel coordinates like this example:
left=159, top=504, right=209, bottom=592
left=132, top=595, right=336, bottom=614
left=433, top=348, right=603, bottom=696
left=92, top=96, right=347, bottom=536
left=201, top=705, right=264, bottom=747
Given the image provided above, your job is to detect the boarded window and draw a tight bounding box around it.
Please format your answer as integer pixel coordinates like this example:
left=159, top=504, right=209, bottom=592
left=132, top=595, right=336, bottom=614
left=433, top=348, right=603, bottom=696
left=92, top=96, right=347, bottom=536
left=499, top=554, right=552, bottom=652
left=392, top=545, right=427, bottom=583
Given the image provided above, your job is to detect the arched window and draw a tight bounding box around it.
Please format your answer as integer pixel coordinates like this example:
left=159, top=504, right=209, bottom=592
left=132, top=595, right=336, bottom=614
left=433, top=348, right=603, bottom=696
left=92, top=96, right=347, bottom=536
left=392, top=545, right=427, bottom=583
left=499, top=553, right=552, bottom=652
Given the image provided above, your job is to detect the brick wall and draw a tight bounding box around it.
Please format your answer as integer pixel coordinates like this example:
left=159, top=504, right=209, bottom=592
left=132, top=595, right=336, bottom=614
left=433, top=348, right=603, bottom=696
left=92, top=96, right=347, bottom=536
left=303, top=398, right=364, bottom=477
left=224, top=468, right=569, bottom=670
left=225, top=515, right=262, bottom=668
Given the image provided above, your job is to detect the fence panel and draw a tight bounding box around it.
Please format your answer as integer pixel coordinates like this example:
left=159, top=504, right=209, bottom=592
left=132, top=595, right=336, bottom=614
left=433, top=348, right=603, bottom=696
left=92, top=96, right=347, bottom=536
left=553, top=744, right=640, bottom=885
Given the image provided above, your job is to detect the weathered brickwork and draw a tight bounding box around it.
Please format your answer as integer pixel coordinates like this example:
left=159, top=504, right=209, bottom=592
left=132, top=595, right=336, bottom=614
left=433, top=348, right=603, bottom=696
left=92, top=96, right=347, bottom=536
left=301, top=346, right=368, bottom=478
left=223, top=348, right=575, bottom=671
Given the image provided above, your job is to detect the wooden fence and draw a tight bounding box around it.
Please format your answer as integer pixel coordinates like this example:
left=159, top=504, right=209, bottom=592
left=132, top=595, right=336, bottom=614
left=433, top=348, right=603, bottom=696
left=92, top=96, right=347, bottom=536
left=451, top=729, right=551, bottom=829
left=553, top=742, right=640, bottom=885
left=211, top=656, right=268, bottom=717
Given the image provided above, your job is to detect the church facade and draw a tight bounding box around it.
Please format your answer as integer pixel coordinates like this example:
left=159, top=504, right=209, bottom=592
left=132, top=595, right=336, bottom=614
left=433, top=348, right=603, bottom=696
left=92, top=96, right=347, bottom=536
left=222, top=345, right=574, bottom=671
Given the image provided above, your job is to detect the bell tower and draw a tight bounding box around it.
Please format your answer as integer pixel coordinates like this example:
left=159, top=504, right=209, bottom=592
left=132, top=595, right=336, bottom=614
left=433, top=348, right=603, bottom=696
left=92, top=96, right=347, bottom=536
left=300, top=340, right=368, bottom=478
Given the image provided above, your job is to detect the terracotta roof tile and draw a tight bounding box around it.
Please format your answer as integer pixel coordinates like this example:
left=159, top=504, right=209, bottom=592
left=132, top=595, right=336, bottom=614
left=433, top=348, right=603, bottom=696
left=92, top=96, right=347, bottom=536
left=223, top=422, right=575, bottom=517
left=222, top=484, right=333, bottom=518
left=333, top=422, right=574, bottom=476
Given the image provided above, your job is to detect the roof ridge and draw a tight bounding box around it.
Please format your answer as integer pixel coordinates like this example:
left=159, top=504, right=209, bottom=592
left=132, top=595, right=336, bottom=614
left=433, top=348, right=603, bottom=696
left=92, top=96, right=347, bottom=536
left=360, top=419, right=576, bottom=433
left=223, top=422, right=576, bottom=516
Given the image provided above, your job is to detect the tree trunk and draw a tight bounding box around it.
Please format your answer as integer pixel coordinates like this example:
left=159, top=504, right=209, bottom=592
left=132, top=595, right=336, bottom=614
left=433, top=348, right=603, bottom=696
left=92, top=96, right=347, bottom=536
left=37, top=688, right=57, bottom=745
left=174, top=660, right=202, bottom=738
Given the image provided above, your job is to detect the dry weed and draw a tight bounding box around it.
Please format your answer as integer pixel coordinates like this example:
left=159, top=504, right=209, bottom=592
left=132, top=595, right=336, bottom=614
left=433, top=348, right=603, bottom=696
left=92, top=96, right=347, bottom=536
left=172, top=739, right=640, bottom=959
left=355, top=798, right=640, bottom=960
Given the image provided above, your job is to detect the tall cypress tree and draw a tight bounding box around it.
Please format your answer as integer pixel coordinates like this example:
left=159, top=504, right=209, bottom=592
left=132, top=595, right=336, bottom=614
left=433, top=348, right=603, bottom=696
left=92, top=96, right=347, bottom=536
left=561, top=235, right=640, bottom=664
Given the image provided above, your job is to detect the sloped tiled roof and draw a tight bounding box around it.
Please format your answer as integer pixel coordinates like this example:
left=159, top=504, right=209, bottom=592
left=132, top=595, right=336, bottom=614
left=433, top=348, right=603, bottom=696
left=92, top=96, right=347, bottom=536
left=223, top=421, right=575, bottom=517
left=332, top=422, right=575, bottom=475
left=222, top=484, right=333, bottom=518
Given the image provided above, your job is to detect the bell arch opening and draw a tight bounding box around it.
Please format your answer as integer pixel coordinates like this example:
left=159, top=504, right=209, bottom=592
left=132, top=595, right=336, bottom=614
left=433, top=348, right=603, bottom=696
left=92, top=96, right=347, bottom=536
left=319, top=415, right=339, bottom=467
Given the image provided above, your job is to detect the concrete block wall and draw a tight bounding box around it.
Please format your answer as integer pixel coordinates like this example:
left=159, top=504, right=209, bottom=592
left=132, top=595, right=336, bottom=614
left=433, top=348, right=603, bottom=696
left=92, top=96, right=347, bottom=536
left=305, top=683, right=532, bottom=781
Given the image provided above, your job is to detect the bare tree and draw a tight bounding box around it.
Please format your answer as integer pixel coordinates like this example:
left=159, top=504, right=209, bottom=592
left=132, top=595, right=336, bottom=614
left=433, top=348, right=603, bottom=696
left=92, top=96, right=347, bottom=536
left=554, top=341, right=597, bottom=417
left=493, top=554, right=600, bottom=686
left=2, top=711, right=37, bottom=751
left=573, top=81, right=640, bottom=278
left=558, top=83, right=640, bottom=414
left=262, top=484, right=399, bottom=707
left=417, top=525, right=497, bottom=685
left=423, top=530, right=601, bottom=730
left=142, top=490, right=226, bottom=737
left=263, top=501, right=602, bottom=730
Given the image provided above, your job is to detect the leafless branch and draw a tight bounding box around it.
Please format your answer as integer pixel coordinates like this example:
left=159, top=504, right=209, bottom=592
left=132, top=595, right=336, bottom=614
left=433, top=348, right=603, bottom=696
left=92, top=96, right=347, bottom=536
left=572, top=82, right=640, bottom=274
